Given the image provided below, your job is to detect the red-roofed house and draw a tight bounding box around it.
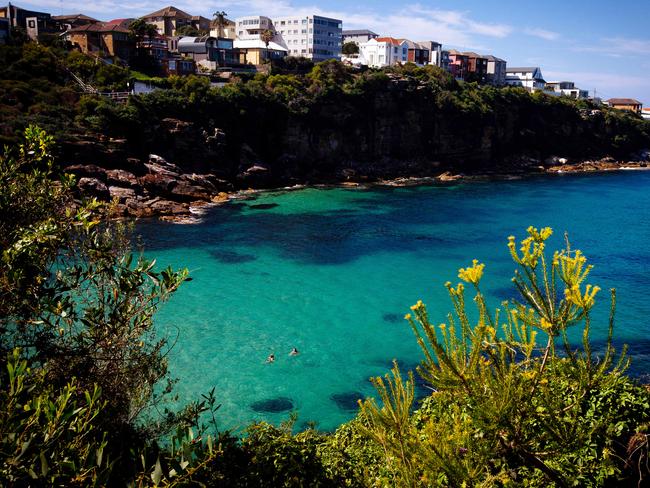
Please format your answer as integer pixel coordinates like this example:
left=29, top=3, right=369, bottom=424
left=66, top=21, right=134, bottom=59
left=359, top=36, right=407, bottom=67
left=141, top=5, right=196, bottom=37
left=606, top=98, right=643, bottom=114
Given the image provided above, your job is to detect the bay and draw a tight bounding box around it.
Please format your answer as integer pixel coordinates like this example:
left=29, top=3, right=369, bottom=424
left=138, top=171, right=650, bottom=432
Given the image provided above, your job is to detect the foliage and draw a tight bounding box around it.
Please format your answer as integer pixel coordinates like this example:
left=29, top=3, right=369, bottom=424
left=175, top=25, right=200, bottom=37
left=0, top=127, right=190, bottom=484
left=360, top=227, right=650, bottom=486
left=0, top=348, right=112, bottom=486
left=342, top=42, right=359, bottom=56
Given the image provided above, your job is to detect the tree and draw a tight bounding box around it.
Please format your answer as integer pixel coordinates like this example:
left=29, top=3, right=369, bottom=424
left=129, top=18, right=158, bottom=46
left=260, top=29, right=275, bottom=63
left=212, top=10, right=228, bottom=38
left=0, top=125, right=189, bottom=440
left=342, top=41, right=359, bottom=56
left=176, top=25, right=200, bottom=37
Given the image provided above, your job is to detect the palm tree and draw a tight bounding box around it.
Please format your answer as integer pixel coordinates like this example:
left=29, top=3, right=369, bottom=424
left=260, top=29, right=274, bottom=62
left=212, top=10, right=227, bottom=38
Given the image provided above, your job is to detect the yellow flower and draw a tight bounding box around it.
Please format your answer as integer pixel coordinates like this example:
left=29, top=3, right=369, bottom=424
left=404, top=313, right=412, bottom=321
left=540, top=317, right=553, bottom=330
left=410, top=300, right=424, bottom=311
left=458, top=259, right=485, bottom=285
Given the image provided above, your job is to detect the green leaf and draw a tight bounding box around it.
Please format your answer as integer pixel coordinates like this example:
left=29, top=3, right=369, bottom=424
left=151, top=457, right=163, bottom=486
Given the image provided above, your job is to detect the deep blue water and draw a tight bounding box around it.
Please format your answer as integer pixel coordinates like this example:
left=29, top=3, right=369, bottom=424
left=138, top=171, right=650, bottom=432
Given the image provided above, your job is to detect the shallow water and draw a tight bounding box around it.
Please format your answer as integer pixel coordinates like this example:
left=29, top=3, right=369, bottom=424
left=138, top=171, right=650, bottom=432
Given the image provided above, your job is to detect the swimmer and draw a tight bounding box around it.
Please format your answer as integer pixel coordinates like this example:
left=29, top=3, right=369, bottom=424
left=289, top=348, right=299, bottom=356
left=266, top=354, right=275, bottom=363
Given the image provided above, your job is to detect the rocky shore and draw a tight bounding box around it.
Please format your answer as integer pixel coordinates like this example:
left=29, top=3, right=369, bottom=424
left=63, top=150, right=649, bottom=223
left=58, top=112, right=650, bottom=223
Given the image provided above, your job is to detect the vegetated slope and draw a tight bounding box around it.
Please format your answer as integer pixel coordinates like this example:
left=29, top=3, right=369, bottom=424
left=2, top=43, right=649, bottom=216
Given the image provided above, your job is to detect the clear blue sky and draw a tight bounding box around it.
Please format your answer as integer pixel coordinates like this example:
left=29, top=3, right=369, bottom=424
left=25, top=0, right=650, bottom=104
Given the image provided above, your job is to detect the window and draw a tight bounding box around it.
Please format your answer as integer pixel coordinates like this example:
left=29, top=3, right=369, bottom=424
left=28, top=19, right=35, bottom=28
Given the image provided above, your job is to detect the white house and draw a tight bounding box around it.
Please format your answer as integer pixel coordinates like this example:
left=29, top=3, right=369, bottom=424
left=505, top=67, right=546, bottom=92
left=545, top=81, right=589, bottom=99
left=359, top=37, right=407, bottom=68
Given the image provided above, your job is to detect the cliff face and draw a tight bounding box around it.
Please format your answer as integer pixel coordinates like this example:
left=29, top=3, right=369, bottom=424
left=59, top=83, right=650, bottom=218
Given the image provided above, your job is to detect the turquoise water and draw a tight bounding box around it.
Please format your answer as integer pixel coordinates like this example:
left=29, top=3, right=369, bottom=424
left=139, top=171, right=650, bottom=432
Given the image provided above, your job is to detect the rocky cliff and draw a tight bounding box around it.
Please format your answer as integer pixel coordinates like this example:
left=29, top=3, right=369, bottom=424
left=59, top=79, right=650, bottom=219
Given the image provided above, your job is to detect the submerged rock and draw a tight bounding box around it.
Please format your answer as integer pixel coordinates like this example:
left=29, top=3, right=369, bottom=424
left=250, top=397, right=294, bottom=413
left=330, top=392, right=364, bottom=412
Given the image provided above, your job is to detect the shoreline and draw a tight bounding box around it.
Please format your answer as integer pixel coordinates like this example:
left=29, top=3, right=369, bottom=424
left=157, top=160, right=650, bottom=225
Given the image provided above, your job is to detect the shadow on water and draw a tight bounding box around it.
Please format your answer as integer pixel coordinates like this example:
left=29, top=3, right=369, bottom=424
left=330, top=392, right=364, bottom=412
left=208, top=249, right=257, bottom=264
left=382, top=313, right=404, bottom=324
left=137, top=187, right=499, bottom=266
left=248, top=203, right=280, bottom=210
left=250, top=397, right=294, bottom=413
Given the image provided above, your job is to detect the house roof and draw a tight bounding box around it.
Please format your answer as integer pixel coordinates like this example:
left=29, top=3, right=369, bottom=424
left=607, top=98, right=642, bottom=105
left=342, top=29, right=378, bottom=36
left=52, top=13, right=100, bottom=23
left=105, top=18, right=133, bottom=27
left=233, top=39, right=287, bottom=51
left=68, top=21, right=130, bottom=33
left=506, top=67, right=538, bottom=73
left=142, top=5, right=192, bottom=20
left=398, top=39, right=427, bottom=50
left=483, top=55, right=506, bottom=62
left=375, top=36, right=405, bottom=46
left=463, top=51, right=488, bottom=59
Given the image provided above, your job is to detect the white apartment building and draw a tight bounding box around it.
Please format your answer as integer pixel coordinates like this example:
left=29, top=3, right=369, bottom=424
left=505, top=67, right=546, bottom=92
left=272, top=15, right=342, bottom=61
left=235, top=16, right=273, bottom=41
left=359, top=37, right=407, bottom=68
left=235, top=14, right=342, bottom=61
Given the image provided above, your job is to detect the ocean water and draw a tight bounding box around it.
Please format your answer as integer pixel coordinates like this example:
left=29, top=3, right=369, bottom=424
left=138, top=171, right=650, bottom=432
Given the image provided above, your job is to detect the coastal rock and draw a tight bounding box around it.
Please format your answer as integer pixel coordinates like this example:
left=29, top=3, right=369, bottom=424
left=140, top=173, right=177, bottom=194
left=169, top=180, right=212, bottom=201
left=108, top=186, right=137, bottom=202
left=146, top=154, right=182, bottom=177
left=77, top=177, right=109, bottom=199
left=436, top=171, right=461, bottom=182
left=106, top=169, right=138, bottom=187
left=146, top=198, right=190, bottom=215
left=544, top=156, right=568, bottom=166
left=64, top=164, right=107, bottom=180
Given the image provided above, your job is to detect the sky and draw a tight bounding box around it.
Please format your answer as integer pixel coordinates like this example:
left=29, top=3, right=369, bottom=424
left=21, top=0, right=650, bottom=104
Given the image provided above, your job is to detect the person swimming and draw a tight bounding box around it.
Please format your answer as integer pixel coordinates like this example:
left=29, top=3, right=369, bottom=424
left=266, top=354, right=275, bottom=363
left=289, top=348, right=299, bottom=356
